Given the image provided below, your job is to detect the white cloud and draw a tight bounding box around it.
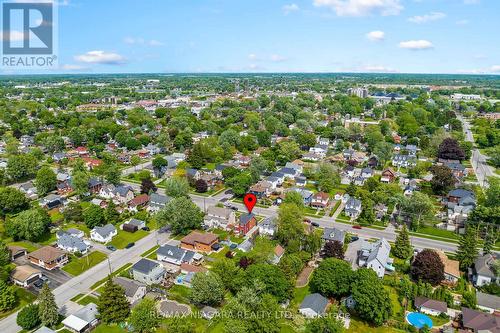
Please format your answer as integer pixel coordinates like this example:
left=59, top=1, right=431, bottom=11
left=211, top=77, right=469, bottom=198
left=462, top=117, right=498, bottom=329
left=491, top=65, right=500, bottom=73
left=398, top=40, right=433, bottom=50
left=0, top=30, right=25, bottom=41
left=124, top=37, right=163, bottom=46
left=60, top=64, right=89, bottom=71
left=408, top=12, right=446, bottom=23
left=313, top=0, right=403, bottom=17
left=270, top=54, right=287, bottom=62
left=248, top=53, right=259, bottom=61
left=74, top=51, right=126, bottom=65
left=283, top=3, right=299, bottom=14
left=366, top=30, right=385, bottom=41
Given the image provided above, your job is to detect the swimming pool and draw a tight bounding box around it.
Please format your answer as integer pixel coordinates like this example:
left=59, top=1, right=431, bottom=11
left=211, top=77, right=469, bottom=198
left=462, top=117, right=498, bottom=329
left=406, top=312, right=433, bottom=329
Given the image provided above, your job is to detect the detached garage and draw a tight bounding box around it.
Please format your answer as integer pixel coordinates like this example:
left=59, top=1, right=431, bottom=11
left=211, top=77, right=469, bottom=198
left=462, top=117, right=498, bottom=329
left=11, top=265, right=42, bottom=287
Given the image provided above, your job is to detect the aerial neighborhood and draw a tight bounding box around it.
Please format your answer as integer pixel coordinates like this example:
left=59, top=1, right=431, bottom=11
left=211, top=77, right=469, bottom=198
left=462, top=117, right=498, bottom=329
left=0, top=74, right=498, bottom=333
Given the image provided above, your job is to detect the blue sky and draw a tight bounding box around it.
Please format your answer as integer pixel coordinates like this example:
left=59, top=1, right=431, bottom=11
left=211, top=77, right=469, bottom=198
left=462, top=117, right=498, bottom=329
left=7, top=0, right=500, bottom=74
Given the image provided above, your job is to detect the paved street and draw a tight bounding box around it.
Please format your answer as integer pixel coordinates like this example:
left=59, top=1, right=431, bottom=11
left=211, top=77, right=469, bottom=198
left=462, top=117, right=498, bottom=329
left=0, top=230, right=170, bottom=333
left=458, top=114, right=496, bottom=188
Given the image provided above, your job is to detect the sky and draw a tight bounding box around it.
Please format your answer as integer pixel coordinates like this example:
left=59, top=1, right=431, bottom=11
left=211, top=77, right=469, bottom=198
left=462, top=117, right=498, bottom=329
left=3, top=0, right=500, bottom=74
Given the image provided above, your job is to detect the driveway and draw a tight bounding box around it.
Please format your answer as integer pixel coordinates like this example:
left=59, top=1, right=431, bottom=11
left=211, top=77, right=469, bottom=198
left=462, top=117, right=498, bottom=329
left=345, top=238, right=363, bottom=270
left=14, top=256, right=72, bottom=289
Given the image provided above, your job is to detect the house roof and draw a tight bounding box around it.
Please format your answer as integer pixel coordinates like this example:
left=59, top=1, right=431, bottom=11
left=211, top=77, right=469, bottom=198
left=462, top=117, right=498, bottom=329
left=477, top=292, right=500, bottom=310
left=448, top=188, right=474, bottom=199
left=29, top=246, right=65, bottom=263
left=57, top=234, right=88, bottom=252
left=300, top=293, right=328, bottom=314
left=150, top=193, right=170, bottom=205
left=181, top=231, right=218, bottom=246
left=461, top=307, right=500, bottom=332
left=322, top=227, right=345, bottom=243
left=474, top=254, right=496, bottom=278
left=436, top=251, right=460, bottom=278
left=128, top=218, right=145, bottom=227
left=11, top=265, right=40, bottom=282
left=206, top=206, right=232, bottom=219
left=239, top=213, right=256, bottom=225
left=274, top=245, right=285, bottom=257
left=92, top=224, right=116, bottom=238
left=63, top=303, right=98, bottom=331
left=129, top=194, right=149, bottom=207
left=132, top=258, right=162, bottom=275
left=33, top=327, right=56, bottom=333
left=7, top=245, right=27, bottom=256
left=361, top=238, right=391, bottom=267
left=415, top=296, right=447, bottom=313
left=113, top=276, right=145, bottom=298
left=313, top=192, right=329, bottom=200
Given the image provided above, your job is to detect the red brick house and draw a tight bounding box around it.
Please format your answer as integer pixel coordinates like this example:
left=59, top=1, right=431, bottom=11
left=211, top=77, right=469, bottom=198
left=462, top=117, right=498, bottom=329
left=128, top=194, right=150, bottom=211
left=28, top=246, right=68, bottom=270
left=235, top=213, right=257, bottom=236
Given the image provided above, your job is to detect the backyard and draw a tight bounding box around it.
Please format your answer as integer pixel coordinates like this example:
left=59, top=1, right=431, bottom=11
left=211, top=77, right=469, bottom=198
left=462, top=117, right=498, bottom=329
left=62, top=251, right=108, bottom=276
left=108, top=229, right=149, bottom=249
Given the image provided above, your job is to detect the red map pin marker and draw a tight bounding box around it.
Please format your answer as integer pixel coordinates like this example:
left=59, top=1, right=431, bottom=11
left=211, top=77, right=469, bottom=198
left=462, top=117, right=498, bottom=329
left=243, top=193, right=257, bottom=214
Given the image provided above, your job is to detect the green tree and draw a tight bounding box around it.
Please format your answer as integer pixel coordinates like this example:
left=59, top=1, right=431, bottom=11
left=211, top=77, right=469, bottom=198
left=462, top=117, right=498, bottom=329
left=83, top=204, right=106, bottom=229
left=283, top=191, right=304, bottom=209
left=393, top=224, right=413, bottom=259
left=0, top=280, right=17, bottom=312
left=105, top=164, right=122, bottom=185
left=5, top=208, right=51, bottom=242
left=0, top=241, right=10, bottom=266
left=6, top=154, right=38, bottom=181
left=35, top=166, right=57, bottom=196
left=97, top=277, right=130, bottom=324
left=351, top=268, right=392, bottom=326
left=276, top=203, right=305, bottom=252
left=411, top=249, right=445, bottom=286
left=104, top=201, right=120, bottom=224
left=72, top=170, right=90, bottom=197
left=305, top=315, right=344, bottom=333
left=129, top=298, right=160, bottom=333
left=456, top=226, right=479, bottom=271
left=38, top=283, right=58, bottom=327
left=430, top=165, right=455, bottom=195
left=163, top=177, right=189, bottom=198
left=16, top=304, right=40, bottom=330
left=310, top=258, right=353, bottom=298
left=316, top=163, right=340, bottom=193
left=190, top=271, right=225, bottom=306
left=156, top=197, right=203, bottom=234
left=244, top=264, right=293, bottom=302
left=0, top=187, right=29, bottom=216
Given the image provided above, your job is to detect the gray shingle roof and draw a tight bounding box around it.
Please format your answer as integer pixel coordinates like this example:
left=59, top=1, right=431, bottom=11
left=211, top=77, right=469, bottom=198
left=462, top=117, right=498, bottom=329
left=300, top=293, right=328, bottom=314
left=132, top=258, right=161, bottom=275
left=93, top=224, right=116, bottom=238
left=57, top=234, right=87, bottom=252
left=477, top=292, right=500, bottom=310
left=322, top=227, right=345, bottom=243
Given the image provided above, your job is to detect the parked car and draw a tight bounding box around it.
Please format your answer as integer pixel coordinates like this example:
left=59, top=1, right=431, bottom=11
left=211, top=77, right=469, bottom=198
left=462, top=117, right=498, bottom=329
left=142, top=226, right=150, bottom=231
left=350, top=236, right=359, bottom=242
left=352, top=225, right=362, bottom=230
left=106, top=245, right=116, bottom=251
left=230, top=206, right=238, bottom=211
left=125, top=242, right=135, bottom=249
left=311, top=222, right=320, bottom=227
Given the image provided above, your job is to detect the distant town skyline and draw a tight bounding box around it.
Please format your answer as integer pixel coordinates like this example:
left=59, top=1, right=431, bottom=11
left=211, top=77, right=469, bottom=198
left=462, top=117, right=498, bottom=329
left=3, top=0, right=500, bottom=75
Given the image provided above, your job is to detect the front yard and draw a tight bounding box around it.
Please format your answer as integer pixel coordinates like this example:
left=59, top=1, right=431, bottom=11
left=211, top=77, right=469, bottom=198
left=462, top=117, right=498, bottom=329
left=108, top=229, right=149, bottom=249
left=62, top=251, right=108, bottom=276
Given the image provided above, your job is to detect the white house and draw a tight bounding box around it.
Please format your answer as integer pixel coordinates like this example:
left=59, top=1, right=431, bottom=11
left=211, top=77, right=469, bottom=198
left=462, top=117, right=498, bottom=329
left=344, top=198, right=362, bottom=219
left=113, top=277, right=147, bottom=305
left=471, top=254, right=497, bottom=287
left=203, top=206, right=236, bottom=230
left=299, top=293, right=329, bottom=318
left=414, top=297, right=448, bottom=316
left=62, top=303, right=99, bottom=333
left=90, top=224, right=117, bottom=243
left=358, top=238, right=393, bottom=278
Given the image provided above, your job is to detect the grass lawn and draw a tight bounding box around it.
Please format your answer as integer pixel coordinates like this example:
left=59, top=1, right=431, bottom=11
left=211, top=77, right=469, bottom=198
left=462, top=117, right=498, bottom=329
left=108, top=229, right=149, bottom=249
left=70, top=293, right=99, bottom=306
left=291, top=285, right=310, bottom=309
left=347, top=317, right=405, bottom=333
left=0, top=287, right=36, bottom=320
left=384, top=286, right=403, bottom=320
left=140, top=245, right=160, bottom=258
left=62, top=251, right=107, bottom=276
left=168, top=284, right=191, bottom=304
left=62, top=223, right=91, bottom=237
left=93, top=324, right=127, bottom=333
left=6, top=240, right=39, bottom=253
left=430, top=314, right=451, bottom=327
left=329, top=200, right=341, bottom=217
left=91, top=263, right=132, bottom=290
left=38, top=231, right=58, bottom=246
left=411, top=226, right=459, bottom=241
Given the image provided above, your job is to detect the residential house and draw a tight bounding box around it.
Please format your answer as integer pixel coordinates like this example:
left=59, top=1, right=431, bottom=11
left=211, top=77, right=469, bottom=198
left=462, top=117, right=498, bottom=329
left=476, top=292, right=500, bottom=314
left=461, top=307, right=500, bottom=333
left=259, top=217, right=277, bottom=237
left=444, top=161, right=468, bottom=179
left=367, top=156, right=379, bottom=168
left=56, top=172, right=73, bottom=194
left=322, top=227, right=345, bottom=245
left=471, top=253, right=498, bottom=287
left=318, top=137, right=330, bottom=146
left=19, top=181, right=38, bottom=199
left=28, top=246, right=68, bottom=270
left=113, top=277, right=147, bottom=305
left=414, top=297, right=448, bottom=316
left=299, top=293, right=329, bottom=318
left=344, top=198, right=362, bottom=219
left=236, top=213, right=257, bottom=236
left=11, top=265, right=42, bottom=287
left=180, top=231, right=218, bottom=253
left=311, top=192, right=330, bottom=209
left=447, top=188, right=476, bottom=229
left=290, top=188, right=314, bottom=206
left=128, top=194, right=149, bottom=212
left=34, top=327, right=56, bottom=333
left=148, top=193, right=171, bottom=212
left=131, top=258, right=166, bottom=285
left=157, top=244, right=200, bottom=266
left=249, top=181, right=272, bottom=198
left=114, top=185, right=135, bottom=204
left=88, top=178, right=103, bottom=194
left=361, top=167, right=374, bottom=178
left=57, top=234, right=90, bottom=254
left=57, top=228, right=85, bottom=239
left=436, top=251, right=460, bottom=285
left=40, top=194, right=64, bottom=210
left=392, top=154, right=416, bottom=168
left=295, top=176, right=307, bottom=187
left=380, top=168, right=396, bottom=183
left=358, top=238, right=393, bottom=278
left=62, top=303, right=99, bottom=333
left=405, top=144, right=418, bottom=157
left=90, top=224, right=117, bottom=243
left=203, top=206, right=236, bottom=230
left=309, top=144, right=328, bottom=157
left=374, top=203, right=388, bottom=220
